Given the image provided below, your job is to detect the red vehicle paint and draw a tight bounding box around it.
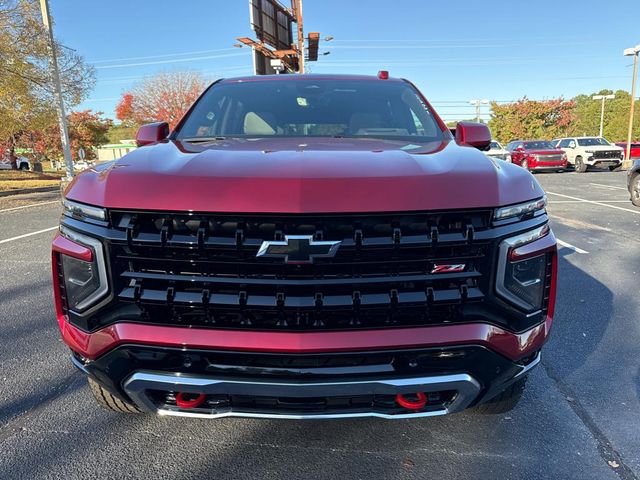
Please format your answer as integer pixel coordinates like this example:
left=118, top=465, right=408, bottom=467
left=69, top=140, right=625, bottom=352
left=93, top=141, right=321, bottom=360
left=616, top=142, right=640, bottom=159
left=53, top=74, right=557, bottom=419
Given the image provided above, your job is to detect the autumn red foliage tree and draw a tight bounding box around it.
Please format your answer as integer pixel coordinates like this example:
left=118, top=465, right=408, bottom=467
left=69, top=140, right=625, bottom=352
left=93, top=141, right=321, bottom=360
left=32, top=110, right=112, bottom=161
left=488, top=98, right=576, bottom=144
left=115, top=93, right=135, bottom=126
left=114, top=71, right=207, bottom=129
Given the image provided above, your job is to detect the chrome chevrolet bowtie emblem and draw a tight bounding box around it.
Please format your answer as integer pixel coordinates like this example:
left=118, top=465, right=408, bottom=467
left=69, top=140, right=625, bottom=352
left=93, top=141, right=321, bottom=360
left=257, top=235, right=341, bottom=264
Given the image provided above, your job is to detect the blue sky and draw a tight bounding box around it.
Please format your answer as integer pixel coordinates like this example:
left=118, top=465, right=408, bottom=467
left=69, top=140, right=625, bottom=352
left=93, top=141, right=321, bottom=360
left=50, top=0, right=639, bottom=123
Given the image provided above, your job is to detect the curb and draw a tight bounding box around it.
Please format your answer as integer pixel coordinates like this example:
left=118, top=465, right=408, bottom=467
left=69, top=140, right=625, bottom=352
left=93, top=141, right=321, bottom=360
left=0, top=186, right=60, bottom=198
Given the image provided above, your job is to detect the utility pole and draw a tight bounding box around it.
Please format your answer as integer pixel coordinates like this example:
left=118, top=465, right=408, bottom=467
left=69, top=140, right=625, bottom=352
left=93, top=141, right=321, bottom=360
left=623, top=45, right=640, bottom=169
left=39, top=0, right=74, bottom=179
left=292, top=0, right=305, bottom=73
left=592, top=94, right=615, bottom=138
left=469, top=99, right=489, bottom=123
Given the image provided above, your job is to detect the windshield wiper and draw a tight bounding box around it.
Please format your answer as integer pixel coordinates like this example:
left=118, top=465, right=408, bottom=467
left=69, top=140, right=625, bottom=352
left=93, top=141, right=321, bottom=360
left=181, top=136, right=229, bottom=143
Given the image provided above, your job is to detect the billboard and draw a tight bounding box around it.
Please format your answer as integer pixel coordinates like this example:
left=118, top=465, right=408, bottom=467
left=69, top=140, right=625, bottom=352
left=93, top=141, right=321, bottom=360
left=249, top=0, right=294, bottom=51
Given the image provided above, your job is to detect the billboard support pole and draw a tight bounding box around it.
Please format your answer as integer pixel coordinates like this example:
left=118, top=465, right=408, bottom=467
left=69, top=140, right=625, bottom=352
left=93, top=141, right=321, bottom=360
left=293, top=0, right=304, bottom=73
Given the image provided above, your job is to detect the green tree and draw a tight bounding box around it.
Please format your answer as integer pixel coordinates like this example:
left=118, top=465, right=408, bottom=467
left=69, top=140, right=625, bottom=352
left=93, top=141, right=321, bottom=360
left=572, top=90, right=640, bottom=142
left=0, top=0, right=94, bottom=167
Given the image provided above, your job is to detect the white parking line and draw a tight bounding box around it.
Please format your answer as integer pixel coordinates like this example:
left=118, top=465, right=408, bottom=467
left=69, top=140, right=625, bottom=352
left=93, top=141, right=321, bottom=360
left=556, top=239, right=589, bottom=254
left=0, top=200, right=59, bottom=213
left=0, top=226, right=58, bottom=245
left=550, top=200, right=630, bottom=203
left=546, top=192, right=639, bottom=215
left=589, top=183, right=628, bottom=191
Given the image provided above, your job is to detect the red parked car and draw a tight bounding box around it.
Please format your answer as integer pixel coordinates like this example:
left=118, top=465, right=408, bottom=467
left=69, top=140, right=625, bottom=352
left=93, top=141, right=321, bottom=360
left=615, top=142, right=640, bottom=160
left=506, top=140, right=568, bottom=172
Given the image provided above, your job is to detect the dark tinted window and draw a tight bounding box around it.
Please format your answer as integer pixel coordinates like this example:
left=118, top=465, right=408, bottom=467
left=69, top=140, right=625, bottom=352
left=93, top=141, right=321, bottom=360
left=523, top=141, right=556, bottom=150
left=176, top=79, right=444, bottom=142
left=577, top=137, right=610, bottom=146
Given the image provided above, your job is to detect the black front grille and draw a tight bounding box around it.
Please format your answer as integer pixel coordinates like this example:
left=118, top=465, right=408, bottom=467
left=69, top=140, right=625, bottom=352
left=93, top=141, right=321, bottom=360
left=107, top=210, right=494, bottom=331
left=593, top=150, right=622, bottom=159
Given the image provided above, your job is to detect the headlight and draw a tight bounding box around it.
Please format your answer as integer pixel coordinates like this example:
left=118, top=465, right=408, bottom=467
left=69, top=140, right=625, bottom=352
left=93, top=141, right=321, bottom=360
left=494, top=196, right=547, bottom=221
left=63, top=199, right=106, bottom=222
left=496, top=224, right=551, bottom=312
left=58, top=227, right=108, bottom=312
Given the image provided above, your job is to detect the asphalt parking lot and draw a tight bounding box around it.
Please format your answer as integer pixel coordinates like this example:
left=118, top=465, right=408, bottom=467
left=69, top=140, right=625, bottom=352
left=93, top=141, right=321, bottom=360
left=0, top=170, right=638, bottom=480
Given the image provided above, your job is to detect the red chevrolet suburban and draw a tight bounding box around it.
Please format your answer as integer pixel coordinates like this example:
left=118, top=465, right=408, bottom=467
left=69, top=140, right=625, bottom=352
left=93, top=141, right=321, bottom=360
left=52, top=74, right=557, bottom=419
left=506, top=140, right=568, bottom=172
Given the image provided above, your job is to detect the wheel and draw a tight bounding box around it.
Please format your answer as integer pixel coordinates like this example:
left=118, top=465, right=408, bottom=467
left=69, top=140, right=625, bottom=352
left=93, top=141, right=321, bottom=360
left=574, top=156, right=587, bottom=173
left=631, top=174, right=640, bottom=207
left=88, top=377, right=141, bottom=414
left=556, top=169, right=565, bottom=173
left=18, top=163, right=29, bottom=171
left=609, top=165, right=621, bottom=172
left=475, top=376, right=527, bottom=414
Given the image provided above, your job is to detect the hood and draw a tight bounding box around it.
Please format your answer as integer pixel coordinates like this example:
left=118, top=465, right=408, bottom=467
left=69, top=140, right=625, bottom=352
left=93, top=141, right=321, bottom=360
left=66, top=137, right=545, bottom=213
left=581, top=144, right=623, bottom=151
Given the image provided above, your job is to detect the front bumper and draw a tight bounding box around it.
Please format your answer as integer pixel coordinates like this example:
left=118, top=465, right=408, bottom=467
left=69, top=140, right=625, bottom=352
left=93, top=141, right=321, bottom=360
left=70, top=324, right=545, bottom=419
left=530, top=162, right=567, bottom=171
left=586, top=158, right=622, bottom=167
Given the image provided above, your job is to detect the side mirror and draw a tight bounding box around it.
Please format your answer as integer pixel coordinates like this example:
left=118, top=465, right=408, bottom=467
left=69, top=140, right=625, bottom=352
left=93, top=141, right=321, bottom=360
left=454, top=122, right=491, bottom=150
left=135, top=122, right=170, bottom=147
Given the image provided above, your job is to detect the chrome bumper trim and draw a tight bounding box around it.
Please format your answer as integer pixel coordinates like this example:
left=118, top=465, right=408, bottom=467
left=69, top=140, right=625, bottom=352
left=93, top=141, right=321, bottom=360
left=123, top=372, right=482, bottom=420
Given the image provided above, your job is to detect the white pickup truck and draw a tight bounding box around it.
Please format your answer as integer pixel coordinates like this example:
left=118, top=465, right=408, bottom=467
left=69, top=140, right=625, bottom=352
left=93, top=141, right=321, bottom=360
left=554, top=137, right=623, bottom=172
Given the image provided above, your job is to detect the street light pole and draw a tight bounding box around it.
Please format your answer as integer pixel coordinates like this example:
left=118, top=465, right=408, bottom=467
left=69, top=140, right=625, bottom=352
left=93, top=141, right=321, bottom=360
left=623, top=45, right=640, bottom=169
left=592, top=94, right=615, bottom=137
left=39, top=0, right=74, bottom=179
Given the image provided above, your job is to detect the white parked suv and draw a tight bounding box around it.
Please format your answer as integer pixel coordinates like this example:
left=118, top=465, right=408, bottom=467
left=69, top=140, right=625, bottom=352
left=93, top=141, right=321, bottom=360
left=555, top=137, right=623, bottom=173
left=485, top=141, right=511, bottom=161
left=0, top=155, right=30, bottom=170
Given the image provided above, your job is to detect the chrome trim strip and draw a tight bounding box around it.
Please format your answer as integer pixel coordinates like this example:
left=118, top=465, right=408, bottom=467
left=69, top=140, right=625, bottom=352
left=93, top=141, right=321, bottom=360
left=70, top=355, right=90, bottom=374
left=123, top=372, right=481, bottom=420
left=513, top=352, right=541, bottom=380
left=60, top=226, right=109, bottom=312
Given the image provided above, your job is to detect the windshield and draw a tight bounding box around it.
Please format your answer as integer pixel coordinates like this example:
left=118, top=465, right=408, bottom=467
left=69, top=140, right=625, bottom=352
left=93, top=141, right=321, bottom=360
left=176, top=79, right=444, bottom=143
left=577, top=137, right=610, bottom=146
left=524, top=141, right=556, bottom=150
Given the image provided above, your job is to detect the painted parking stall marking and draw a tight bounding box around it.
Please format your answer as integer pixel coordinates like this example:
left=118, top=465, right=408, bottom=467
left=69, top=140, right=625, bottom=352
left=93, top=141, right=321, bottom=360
left=0, top=226, right=58, bottom=245
left=556, top=239, right=589, bottom=254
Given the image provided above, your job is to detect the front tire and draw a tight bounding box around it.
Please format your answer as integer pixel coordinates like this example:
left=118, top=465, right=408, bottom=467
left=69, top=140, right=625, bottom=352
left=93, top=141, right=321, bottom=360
left=631, top=174, right=640, bottom=207
left=88, top=377, right=141, bottom=414
left=575, top=156, right=587, bottom=173
left=475, top=377, right=527, bottom=414
left=18, top=163, right=29, bottom=171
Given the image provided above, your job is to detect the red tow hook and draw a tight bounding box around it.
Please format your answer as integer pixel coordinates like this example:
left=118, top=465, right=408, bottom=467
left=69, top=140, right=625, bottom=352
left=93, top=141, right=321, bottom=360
left=175, top=392, right=206, bottom=409
left=396, top=392, right=427, bottom=410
